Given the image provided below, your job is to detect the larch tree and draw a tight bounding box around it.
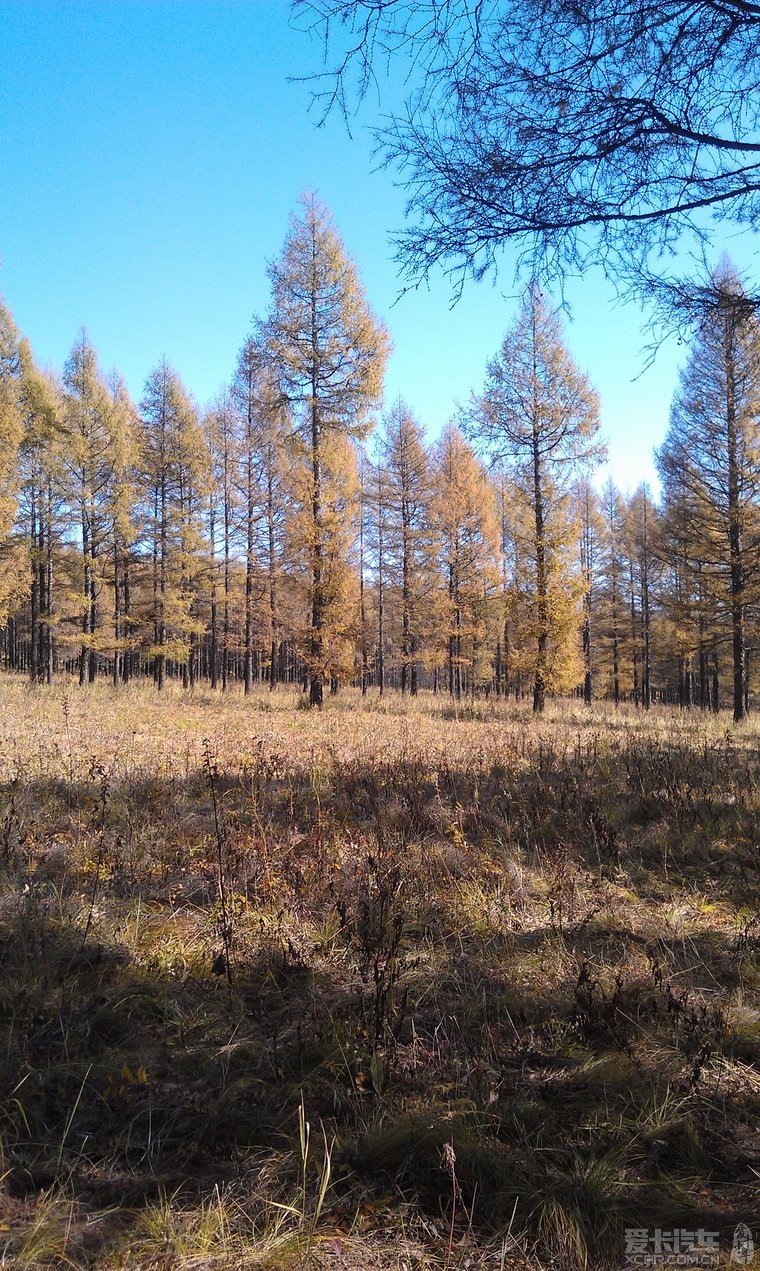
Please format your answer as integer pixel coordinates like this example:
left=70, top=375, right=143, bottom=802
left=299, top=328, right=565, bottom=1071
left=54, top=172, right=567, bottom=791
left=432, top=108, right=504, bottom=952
left=657, top=470, right=715, bottom=708
left=380, top=399, right=436, bottom=694
left=0, top=302, right=28, bottom=628
left=287, top=429, right=363, bottom=693
left=264, top=194, right=390, bottom=706
left=62, top=332, right=114, bottom=685
left=431, top=423, right=499, bottom=699
left=105, top=373, right=139, bottom=686
left=16, top=352, right=62, bottom=683
left=233, top=336, right=267, bottom=694
left=356, top=446, right=373, bottom=694
left=575, top=478, right=603, bottom=705
left=657, top=264, right=760, bottom=722
left=470, top=285, right=603, bottom=711
left=258, top=391, right=291, bottom=691
left=62, top=345, right=139, bottom=687
left=491, top=465, right=519, bottom=697
left=623, top=485, right=660, bottom=709
left=205, top=391, right=240, bottom=691
left=368, top=459, right=390, bottom=695
left=233, top=335, right=292, bottom=693
left=140, top=361, right=210, bottom=690
left=598, top=479, right=627, bottom=705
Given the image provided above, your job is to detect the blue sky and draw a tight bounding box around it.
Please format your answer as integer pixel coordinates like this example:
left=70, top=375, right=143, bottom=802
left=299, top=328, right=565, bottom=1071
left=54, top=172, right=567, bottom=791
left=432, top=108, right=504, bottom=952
left=0, top=0, right=756, bottom=495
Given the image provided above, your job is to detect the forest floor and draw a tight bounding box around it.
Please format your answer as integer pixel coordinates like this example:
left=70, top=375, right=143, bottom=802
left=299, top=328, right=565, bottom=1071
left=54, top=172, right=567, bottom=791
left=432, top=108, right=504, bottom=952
left=0, top=679, right=759, bottom=1270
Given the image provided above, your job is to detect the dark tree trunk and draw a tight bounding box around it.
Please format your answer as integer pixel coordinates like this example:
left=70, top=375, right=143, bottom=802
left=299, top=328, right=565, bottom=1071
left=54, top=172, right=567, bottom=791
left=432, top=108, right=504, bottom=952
left=532, top=430, right=547, bottom=714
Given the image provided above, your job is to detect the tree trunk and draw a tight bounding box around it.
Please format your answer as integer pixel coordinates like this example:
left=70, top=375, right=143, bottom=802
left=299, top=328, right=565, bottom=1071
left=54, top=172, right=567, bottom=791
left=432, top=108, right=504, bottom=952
left=532, top=430, right=547, bottom=714
left=113, top=539, right=121, bottom=688
left=157, top=475, right=167, bottom=691
left=725, top=317, right=747, bottom=723
left=642, top=544, right=651, bottom=709
left=244, top=429, right=255, bottom=696
left=79, top=486, right=90, bottom=686
left=377, top=477, right=385, bottom=696
left=309, top=307, right=324, bottom=707
left=44, top=481, right=54, bottom=684
left=268, top=472, right=278, bottom=692
left=122, top=557, right=132, bottom=684
left=209, top=494, right=218, bottom=690
left=359, top=487, right=368, bottom=696
left=629, top=559, right=639, bottom=706
left=88, top=517, right=98, bottom=683
left=29, top=494, right=40, bottom=685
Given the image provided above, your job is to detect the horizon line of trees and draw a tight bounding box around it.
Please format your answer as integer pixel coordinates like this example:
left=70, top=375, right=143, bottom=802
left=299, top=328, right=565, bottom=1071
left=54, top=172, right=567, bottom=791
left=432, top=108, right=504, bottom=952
left=0, top=200, right=758, bottom=718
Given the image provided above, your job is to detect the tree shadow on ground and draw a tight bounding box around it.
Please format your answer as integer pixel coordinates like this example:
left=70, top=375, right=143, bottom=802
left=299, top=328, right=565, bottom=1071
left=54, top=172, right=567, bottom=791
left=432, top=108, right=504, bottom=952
left=1, top=746, right=759, bottom=1266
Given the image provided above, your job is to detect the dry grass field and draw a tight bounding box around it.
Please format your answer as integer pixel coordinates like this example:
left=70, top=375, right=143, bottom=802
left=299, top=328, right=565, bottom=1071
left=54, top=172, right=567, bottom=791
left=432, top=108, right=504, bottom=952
left=0, top=678, right=759, bottom=1269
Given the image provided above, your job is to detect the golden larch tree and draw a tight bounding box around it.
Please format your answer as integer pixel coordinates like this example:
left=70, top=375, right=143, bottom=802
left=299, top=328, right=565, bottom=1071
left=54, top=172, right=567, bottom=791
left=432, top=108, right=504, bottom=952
left=470, top=285, right=603, bottom=711
left=264, top=195, right=390, bottom=706
left=431, top=423, right=500, bottom=699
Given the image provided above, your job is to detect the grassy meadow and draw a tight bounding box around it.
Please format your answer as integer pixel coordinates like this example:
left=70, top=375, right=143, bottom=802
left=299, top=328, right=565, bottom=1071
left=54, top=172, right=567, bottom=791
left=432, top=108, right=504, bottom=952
left=0, top=678, right=759, bottom=1269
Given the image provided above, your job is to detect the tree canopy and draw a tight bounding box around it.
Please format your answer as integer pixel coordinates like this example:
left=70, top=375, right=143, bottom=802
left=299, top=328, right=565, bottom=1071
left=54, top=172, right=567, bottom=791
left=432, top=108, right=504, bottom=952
left=295, top=0, right=760, bottom=288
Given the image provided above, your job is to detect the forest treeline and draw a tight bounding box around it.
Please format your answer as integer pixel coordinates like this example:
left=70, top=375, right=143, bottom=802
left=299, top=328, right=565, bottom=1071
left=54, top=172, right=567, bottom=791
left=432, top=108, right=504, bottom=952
left=0, top=198, right=758, bottom=718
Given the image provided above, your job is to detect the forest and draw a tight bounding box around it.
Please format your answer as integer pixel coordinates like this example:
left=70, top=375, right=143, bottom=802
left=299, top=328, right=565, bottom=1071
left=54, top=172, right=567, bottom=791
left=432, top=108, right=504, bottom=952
left=4, top=0, right=760, bottom=1263
left=1, top=196, right=757, bottom=724
left=2, top=200, right=760, bottom=1270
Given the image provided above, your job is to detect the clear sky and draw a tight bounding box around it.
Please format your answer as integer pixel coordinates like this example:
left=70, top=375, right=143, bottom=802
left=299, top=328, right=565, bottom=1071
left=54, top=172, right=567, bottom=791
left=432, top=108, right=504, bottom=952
left=0, top=0, right=756, bottom=496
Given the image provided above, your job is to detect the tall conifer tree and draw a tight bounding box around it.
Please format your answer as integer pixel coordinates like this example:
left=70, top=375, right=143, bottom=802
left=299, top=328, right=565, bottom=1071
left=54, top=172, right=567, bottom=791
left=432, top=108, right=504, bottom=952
left=62, top=333, right=122, bottom=685
left=0, top=303, right=33, bottom=633
left=470, top=286, right=603, bottom=710
left=265, top=195, right=389, bottom=706
left=380, top=399, right=435, bottom=694
left=140, top=361, right=209, bottom=689
left=432, top=424, right=499, bottom=699
left=658, top=264, right=760, bottom=722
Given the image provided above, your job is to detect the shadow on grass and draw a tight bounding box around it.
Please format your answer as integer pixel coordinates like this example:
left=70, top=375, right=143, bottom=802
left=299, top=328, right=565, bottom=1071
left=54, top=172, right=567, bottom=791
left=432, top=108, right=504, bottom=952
left=1, top=732, right=759, bottom=1266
